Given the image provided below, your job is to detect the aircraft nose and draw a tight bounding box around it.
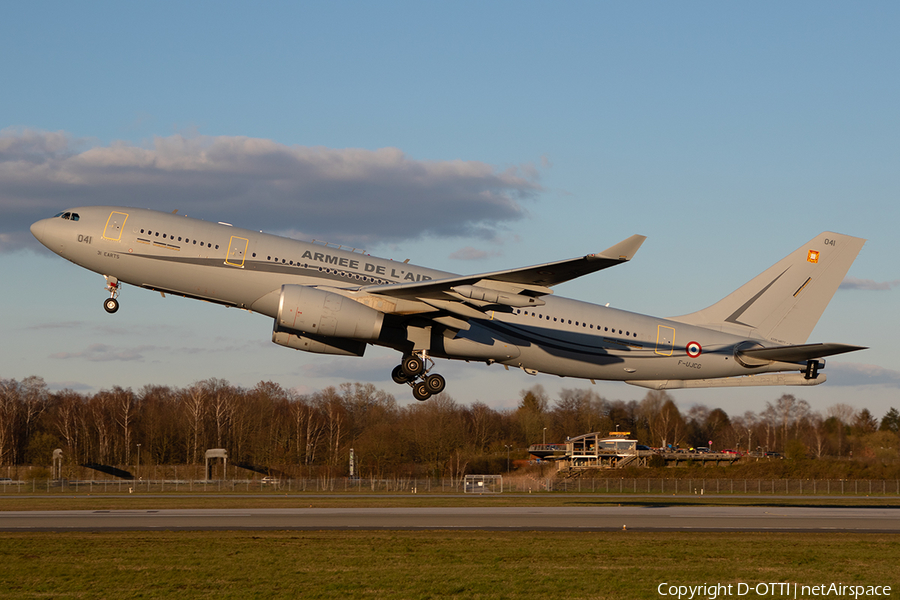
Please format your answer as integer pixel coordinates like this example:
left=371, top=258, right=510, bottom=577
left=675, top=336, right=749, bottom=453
left=30, top=219, right=47, bottom=243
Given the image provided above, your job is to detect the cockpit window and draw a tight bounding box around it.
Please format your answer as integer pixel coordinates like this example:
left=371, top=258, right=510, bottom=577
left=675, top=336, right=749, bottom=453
left=53, top=212, right=80, bottom=221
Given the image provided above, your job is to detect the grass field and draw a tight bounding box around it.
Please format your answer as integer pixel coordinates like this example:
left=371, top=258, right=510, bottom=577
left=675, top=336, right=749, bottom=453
left=1, top=530, right=898, bottom=599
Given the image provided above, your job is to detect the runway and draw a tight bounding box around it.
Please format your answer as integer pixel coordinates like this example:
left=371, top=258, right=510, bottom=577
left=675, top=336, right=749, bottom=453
left=2, top=505, right=899, bottom=532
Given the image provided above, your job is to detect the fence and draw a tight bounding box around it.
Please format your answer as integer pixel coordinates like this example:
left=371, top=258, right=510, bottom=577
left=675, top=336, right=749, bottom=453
left=1, top=477, right=899, bottom=495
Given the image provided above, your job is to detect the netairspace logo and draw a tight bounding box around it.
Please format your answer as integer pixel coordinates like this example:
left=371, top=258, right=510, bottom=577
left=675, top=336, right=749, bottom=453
left=657, top=582, right=893, bottom=600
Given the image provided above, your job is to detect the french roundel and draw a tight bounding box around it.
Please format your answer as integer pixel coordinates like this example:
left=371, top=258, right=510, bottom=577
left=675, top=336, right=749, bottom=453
left=686, top=342, right=702, bottom=358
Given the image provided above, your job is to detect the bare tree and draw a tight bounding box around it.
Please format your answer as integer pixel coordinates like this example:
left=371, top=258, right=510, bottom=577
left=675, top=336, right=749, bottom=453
left=53, top=390, right=83, bottom=464
left=0, top=380, right=21, bottom=465
left=704, top=408, right=732, bottom=449
left=761, top=403, right=777, bottom=452
left=21, top=376, right=49, bottom=454
left=807, top=412, right=828, bottom=458
left=111, top=387, right=136, bottom=464
left=554, top=388, right=601, bottom=439
left=202, top=379, right=233, bottom=450
left=467, top=401, right=498, bottom=452
left=314, top=387, right=346, bottom=468
left=304, top=402, right=324, bottom=466
left=407, top=393, right=466, bottom=476
left=769, top=394, right=809, bottom=451
left=138, top=385, right=180, bottom=465
left=653, top=398, right=685, bottom=449
left=827, top=403, right=855, bottom=456
left=182, top=385, right=207, bottom=464
left=88, top=391, right=115, bottom=464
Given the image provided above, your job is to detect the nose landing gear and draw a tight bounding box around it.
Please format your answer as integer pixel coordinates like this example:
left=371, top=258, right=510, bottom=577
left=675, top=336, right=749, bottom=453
left=103, top=276, right=120, bottom=313
left=391, top=351, right=446, bottom=401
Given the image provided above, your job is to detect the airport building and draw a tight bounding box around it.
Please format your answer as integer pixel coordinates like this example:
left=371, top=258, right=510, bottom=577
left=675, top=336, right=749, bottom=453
left=529, top=432, right=740, bottom=470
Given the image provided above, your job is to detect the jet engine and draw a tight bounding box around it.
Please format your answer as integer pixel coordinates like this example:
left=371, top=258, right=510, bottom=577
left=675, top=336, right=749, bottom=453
left=275, top=284, right=384, bottom=340
left=272, top=325, right=367, bottom=357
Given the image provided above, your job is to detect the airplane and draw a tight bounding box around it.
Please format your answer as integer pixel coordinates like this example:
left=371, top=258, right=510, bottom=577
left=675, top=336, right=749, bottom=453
left=30, top=206, right=867, bottom=400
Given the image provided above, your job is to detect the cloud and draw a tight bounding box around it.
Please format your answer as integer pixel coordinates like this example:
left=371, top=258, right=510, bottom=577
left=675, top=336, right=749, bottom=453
left=26, top=321, right=84, bottom=331
left=825, top=363, right=900, bottom=388
left=299, top=355, right=397, bottom=383
left=448, top=246, right=502, bottom=261
left=50, top=343, right=155, bottom=362
left=1, top=128, right=542, bottom=252
left=840, top=277, right=900, bottom=291
left=46, top=380, right=95, bottom=392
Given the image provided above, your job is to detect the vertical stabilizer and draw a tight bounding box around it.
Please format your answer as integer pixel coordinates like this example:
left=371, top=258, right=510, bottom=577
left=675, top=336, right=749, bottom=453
left=671, top=232, right=865, bottom=345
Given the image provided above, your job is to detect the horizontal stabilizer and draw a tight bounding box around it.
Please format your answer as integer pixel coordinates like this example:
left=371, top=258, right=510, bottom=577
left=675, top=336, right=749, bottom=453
left=737, top=343, right=866, bottom=364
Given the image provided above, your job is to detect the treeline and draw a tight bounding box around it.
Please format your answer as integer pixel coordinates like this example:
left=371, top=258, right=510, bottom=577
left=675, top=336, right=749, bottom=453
left=1, top=376, right=898, bottom=477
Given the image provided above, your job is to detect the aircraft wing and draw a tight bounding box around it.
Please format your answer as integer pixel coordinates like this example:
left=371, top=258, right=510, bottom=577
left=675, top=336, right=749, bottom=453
left=361, top=234, right=647, bottom=303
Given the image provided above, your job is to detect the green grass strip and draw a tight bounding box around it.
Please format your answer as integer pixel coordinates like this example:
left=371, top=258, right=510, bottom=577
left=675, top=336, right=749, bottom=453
left=0, top=531, right=897, bottom=599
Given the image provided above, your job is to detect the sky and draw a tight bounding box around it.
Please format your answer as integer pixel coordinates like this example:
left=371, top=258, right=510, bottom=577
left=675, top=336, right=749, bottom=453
left=1, top=2, right=898, bottom=421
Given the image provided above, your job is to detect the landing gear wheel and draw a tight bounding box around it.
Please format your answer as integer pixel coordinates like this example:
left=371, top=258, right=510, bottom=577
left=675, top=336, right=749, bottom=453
left=391, top=365, right=410, bottom=385
left=413, top=381, right=432, bottom=401
left=424, top=373, right=445, bottom=395
left=393, top=352, right=441, bottom=400
left=401, top=355, right=425, bottom=377
left=103, top=275, right=120, bottom=314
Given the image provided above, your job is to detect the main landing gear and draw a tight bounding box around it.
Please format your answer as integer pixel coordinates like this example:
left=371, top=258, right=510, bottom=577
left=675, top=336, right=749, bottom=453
left=103, top=275, right=120, bottom=314
left=391, top=352, right=446, bottom=401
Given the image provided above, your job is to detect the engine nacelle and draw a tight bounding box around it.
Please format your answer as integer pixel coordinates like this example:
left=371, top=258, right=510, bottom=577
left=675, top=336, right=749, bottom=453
left=276, top=285, right=384, bottom=340
left=272, top=326, right=367, bottom=357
